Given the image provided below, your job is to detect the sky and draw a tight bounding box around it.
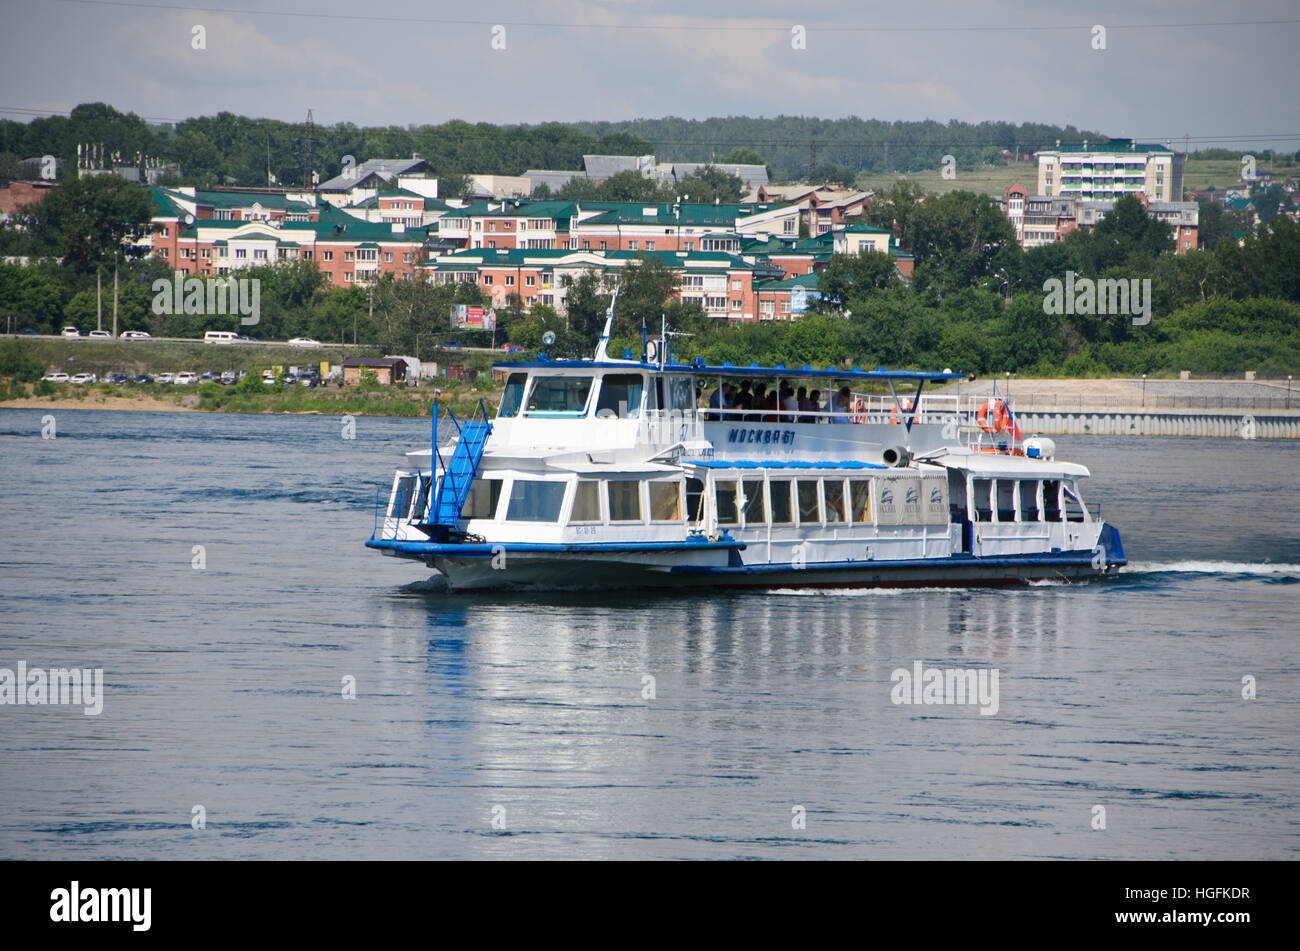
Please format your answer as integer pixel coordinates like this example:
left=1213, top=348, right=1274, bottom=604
left=1, top=0, right=1297, bottom=151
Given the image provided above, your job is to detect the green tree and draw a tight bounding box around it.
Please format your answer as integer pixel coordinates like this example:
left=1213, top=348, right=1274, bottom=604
left=19, top=175, right=152, bottom=272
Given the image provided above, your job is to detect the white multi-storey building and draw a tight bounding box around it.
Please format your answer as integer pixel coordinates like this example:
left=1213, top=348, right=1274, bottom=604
left=1036, top=138, right=1184, bottom=203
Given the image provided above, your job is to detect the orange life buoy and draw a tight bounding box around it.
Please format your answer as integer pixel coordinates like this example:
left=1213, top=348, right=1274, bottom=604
left=852, top=397, right=868, bottom=423
left=888, top=400, right=914, bottom=425
left=977, top=399, right=1011, bottom=434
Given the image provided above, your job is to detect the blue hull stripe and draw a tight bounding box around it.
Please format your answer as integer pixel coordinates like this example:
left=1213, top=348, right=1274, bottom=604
left=366, top=537, right=746, bottom=557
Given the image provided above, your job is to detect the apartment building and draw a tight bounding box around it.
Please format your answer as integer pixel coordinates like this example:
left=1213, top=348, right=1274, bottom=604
left=1035, top=138, right=1184, bottom=203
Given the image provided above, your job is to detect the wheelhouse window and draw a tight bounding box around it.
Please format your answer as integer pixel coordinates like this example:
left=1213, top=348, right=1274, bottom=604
left=849, top=480, right=871, bottom=523
left=570, top=480, right=601, bottom=522
left=714, top=480, right=738, bottom=525
left=506, top=480, right=566, bottom=522
left=389, top=475, right=416, bottom=518
left=595, top=373, right=644, bottom=419
left=608, top=481, right=643, bottom=522
left=741, top=479, right=766, bottom=526
left=770, top=480, right=793, bottom=524
left=498, top=373, right=527, bottom=418
left=413, top=474, right=432, bottom=521
left=824, top=479, right=846, bottom=523
left=463, top=478, right=502, bottom=520
left=996, top=480, right=1017, bottom=522
left=526, top=376, right=593, bottom=415
left=972, top=478, right=993, bottom=521
left=1018, top=480, right=1040, bottom=521
left=797, top=480, right=821, bottom=524
left=1042, top=480, right=1062, bottom=522
left=649, top=481, right=682, bottom=522
left=1063, top=481, right=1087, bottom=522
left=686, top=477, right=706, bottom=523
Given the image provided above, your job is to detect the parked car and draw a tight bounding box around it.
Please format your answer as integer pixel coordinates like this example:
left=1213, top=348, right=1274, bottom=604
left=69, top=373, right=97, bottom=384
left=288, top=337, right=321, bottom=348
left=261, top=369, right=277, bottom=383
left=173, top=372, right=199, bottom=385
left=104, top=372, right=132, bottom=385
left=41, top=372, right=70, bottom=383
left=61, top=327, right=80, bottom=338
left=120, top=331, right=151, bottom=340
left=155, top=372, right=175, bottom=384
left=87, top=330, right=112, bottom=339
left=219, top=371, right=238, bottom=385
left=132, top=373, right=154, bottom=384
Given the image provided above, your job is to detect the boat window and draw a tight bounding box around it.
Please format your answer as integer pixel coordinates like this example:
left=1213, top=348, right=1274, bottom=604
left=463, top=478, right=502, bottom=520
left=666, top=376, right=695, bottom=414
left=595, top=373, right=643, bottom=419
left=1063, top=481, right=1087, bottom=522
left=972, top=478, right=993, bottom=521
left=525, top=375, right=593, bottom=415
left=741, top=479, right=766, bottom=526
left=996, top=480, right=1017, bottom=522
left=824, top=479, right=846, bottom=523
left=849, top=480, right=871, bottom=523
left=413, top=474, right=432, bottom=520
left=608, top=481, right=643, bottom=522
left=797, top=480, right=821, bottom=524
left=686, top=477, right=705, bottom=523
left=506, top=480, right=566, bottom=522
left=1042, top=480, right=1062, bottom=522
left=770, top=479, right=793, bottom=524
left=649, top=480, right=682, bottom=521
left=715, top=480, right=738, bottom=525
left=1018, top=480, right=1040, bottom=521
left=571, top=480, right=601, bottom=522
left=498, top=372, right=527, bottom=418
left=389, top=475, right=416, bottom=518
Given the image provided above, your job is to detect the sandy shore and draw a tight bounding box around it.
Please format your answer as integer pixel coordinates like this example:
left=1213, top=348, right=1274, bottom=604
left=4, top=393, right=199, bottom=412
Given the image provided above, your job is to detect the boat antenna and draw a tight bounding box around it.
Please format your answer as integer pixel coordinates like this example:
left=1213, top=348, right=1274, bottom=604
left=593, top=285, right=619, bottom=362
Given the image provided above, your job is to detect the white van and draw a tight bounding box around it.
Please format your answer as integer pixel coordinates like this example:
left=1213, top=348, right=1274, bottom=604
left=204, top=331, right=239, bottom=344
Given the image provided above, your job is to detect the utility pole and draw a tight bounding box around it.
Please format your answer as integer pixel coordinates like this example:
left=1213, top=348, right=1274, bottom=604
left=304, top=108, right=314, bottom=191
left=112, top=254, right=119, bottom=338
left=96, top=269, right=102, bottom=331
left=809, top=139, right=817, bottom=181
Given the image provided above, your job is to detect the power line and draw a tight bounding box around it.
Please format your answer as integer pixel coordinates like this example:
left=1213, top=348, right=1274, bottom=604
left=50, top=1, right=1300, bottom=34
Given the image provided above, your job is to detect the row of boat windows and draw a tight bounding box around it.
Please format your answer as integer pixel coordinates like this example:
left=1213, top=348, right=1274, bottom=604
left=498, top=373, right=695, bottom=419
left=389, top=473, right=1088, bottom=526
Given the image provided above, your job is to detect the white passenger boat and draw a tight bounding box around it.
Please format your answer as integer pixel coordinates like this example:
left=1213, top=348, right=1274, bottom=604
left=366, top=308, right=1125, bottom=592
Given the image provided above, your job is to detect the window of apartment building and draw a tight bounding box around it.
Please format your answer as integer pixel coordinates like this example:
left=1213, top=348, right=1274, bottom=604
left=760, top=301, right=775, bottom=318
left=483, top=275, right=493, bottom=285
left=159, top=225, right=168, bottom=237
left=357, top=249, right=377, bottom=261
left=582, top=241, right=590, bottom=249
left=201, top=248, right=211, bottom=259
left=599, top=241, right=607, bottom=250
left=645, top=241, right=655, bottom=251
left=731, top=299, right=742, bottom=311
left=323, top=250, right=333, bottom=261
left=384, top=252, right=393, bottom=262
left=541, top=295, right=553, bottom=306
left=684, top=241, right=693, bottom=251
left=473, top=221, right=482, bottom=231
left=180, top=248, right=190, bottom=259
left=628, top=240, right=637, bottom=250
left=254, top=249, right=267, bottom=260
left=780, top=301, right=790, bottom=314
left=731, top=280, right=742, bottom=291
left=344, top=251, right=354, bottom=261
left=158, top=247, right=168, bottom=258
left=505, top=275, right=515, bottom=286
left=525, top=275, right=535, bottom=286
left=235, top=249, right=246, bottom=259
left=403, top=252, right=412, bottom=262
left=488, top=221, right=496, bottom=232
left=344, top=272, right=353, bottom=282
left=705, top=295, right=727, bottom=311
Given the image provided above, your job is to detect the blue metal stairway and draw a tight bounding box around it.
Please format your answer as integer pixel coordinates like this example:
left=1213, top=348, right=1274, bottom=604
left=427, top=401, right=492, bottom=531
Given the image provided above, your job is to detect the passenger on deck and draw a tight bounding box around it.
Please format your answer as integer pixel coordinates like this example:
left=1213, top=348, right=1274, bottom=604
left=808, top=390, right=823, bottom=422
left=750, top=384, right=768, bottom=422
left=734, top=380, right=754, bottom=419
left=705, top=382, right=735, bottom=421
left=830, top=386, right=852, bottom=423
left=796, top=386, right=813, bottom=423
left=781, top=384, right=798, bottom=421
left=763, top=390, right=780, bottom=422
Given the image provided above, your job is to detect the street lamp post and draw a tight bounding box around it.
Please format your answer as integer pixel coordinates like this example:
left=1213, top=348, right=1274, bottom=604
left=1142, top=373, right=1147, bottom=407
left=1289, top=375, right=1293, bottom=409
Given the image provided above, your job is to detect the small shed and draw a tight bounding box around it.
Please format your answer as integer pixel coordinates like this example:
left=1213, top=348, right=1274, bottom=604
left=342, top=357, right=407, bottom=385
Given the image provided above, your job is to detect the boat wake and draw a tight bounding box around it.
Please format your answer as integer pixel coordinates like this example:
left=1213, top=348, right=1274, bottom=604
left=1125, top=560, right=1300, bottom=577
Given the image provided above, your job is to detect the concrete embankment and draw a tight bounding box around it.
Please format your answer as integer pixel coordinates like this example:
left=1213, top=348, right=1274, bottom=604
left=931, top=378, right=1300, bottom=439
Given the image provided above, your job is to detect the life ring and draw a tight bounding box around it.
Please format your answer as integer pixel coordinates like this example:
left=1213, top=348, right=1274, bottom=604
left=888, top=400, right=914, bottom=425
left=852, top=397, right=868, bottom=423
left=977, top=399, right=1010, bottom=434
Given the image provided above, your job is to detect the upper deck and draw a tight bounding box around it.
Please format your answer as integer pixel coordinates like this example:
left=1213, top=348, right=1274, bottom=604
left=484, top=358, right=972, bottom=464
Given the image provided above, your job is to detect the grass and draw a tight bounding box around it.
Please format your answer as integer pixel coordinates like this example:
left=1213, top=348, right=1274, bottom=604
left=5, top=338, right=374, bottom=380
